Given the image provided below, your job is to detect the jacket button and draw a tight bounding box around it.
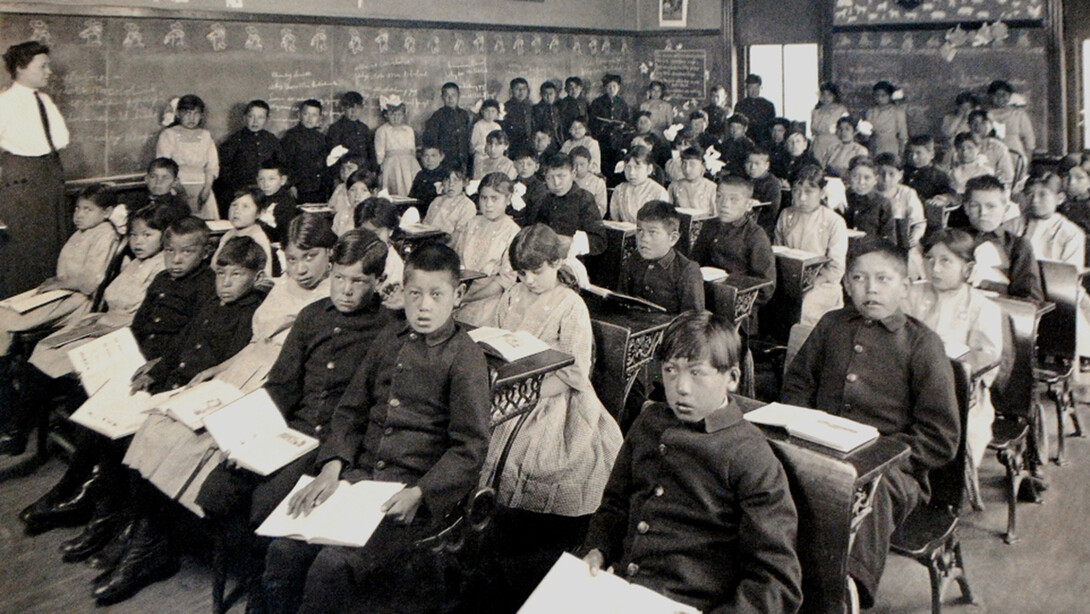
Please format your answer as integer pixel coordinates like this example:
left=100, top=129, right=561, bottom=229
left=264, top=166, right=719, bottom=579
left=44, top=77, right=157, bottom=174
left=153, top=317, right=162, bottom=323
left=315, top=425, right=323, bottom=433
left=326, top=361, right=335, bottom=370
left=658, top=443, right=667, bottom=456
left=178, top=361, right=186, bottom=369
left=626, top=563, right=639, bottom=577
left=654, top=485, right=664, bottom=497
left=636, top=521, right=649, bottom=534
left=384, top=427, right=393, bottom=435
left=390, top=398, right=400, bottom=407
left=376, top=460, right=386, bottom=469
left=853, top=344, right=863, bottom=353
left=846, top=373, right=858, bottom=383
left=333, top=327, right=342, bottom=334
left=195, top=343, right=203, bottom=349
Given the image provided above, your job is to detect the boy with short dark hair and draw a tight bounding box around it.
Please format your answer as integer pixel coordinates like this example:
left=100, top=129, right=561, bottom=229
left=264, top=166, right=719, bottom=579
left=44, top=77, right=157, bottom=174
left=618, top=201, right=703, bottom=313
left=262, top=243, right=490, bottom=614
left=532, top=80, right=562, bottom=145
left=280, top=99, right=331, bottom=204
left=144, top=157, right=191, bottom=219
left=326, top=91, right=377, bottom=173
left=525, top=153, right=607, bottom=255
left=256, top=160, right=299, bottom=245
left=216, top=100, right=283, bottom=216
left=904, top=135, right=954, bottom=202
left=408, top=145, right=447, bottom=213
left=744, top=145, right=783, bottom=236
left=503, top=77, right=534, bottom=153
left=782, top=238, right=959, bottom=610
left=962, top=174, right=1044, bottom=300
left=423, top=82, right=473, bottom=174
left=571, top=145, right=608, bottom=217
left=722, top=114, right=755, bottom=177
left=581, top=310, right=802, bottom=614
left=690, top=176, right=777, bottom=308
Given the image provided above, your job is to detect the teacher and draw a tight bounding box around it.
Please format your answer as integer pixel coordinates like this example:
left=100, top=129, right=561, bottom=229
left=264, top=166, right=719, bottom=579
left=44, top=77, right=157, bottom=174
left=0, top=41, right=69, bottom=297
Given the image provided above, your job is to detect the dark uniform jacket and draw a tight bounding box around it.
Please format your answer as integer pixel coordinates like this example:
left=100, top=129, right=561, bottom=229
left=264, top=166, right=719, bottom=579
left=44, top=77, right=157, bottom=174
left=423, top=106, right=473, bottom=175
left=525, top=185, right=608, bottom=256
left=966, top=228, right=1045, bottom=301
left=131, top=265, right=216, bottom=361
left=503, top=98, right=534, bottom=153
left=734, top=97, right=776, bottom=144
left=409, top=165, right=448, bottom=213
left=618, top=248, right=704, bottom=314
left=218, top=128, right=283, bottom=197
left=750, top=172, right=783, bottom=237
left=326, top=116, right=377, bottom=172
left=280, top=124, right=331, bottom=203
left=690, top=217, right=777, bottom=306
left=844, top=191, right=896, bottom=242
left=532, top=100, right=563, bottom=146
left=557, top=96, right=589, bottom=137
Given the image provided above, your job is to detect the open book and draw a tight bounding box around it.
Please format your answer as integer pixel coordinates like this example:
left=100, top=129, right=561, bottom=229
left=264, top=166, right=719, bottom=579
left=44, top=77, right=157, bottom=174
left=67, top=327, right=147, bottom=396
left=582, top=285, right=667, bottom=313
left=771, top=246, right=822, bottom=260
left=744, top=402, right=880, bottom=453
left=68, top=383, right=175, bottom=440
left=0, top=288, right=73, bottom=314
left=256, top=476, right=406, bottom=547
left=201, top=389, right=319, bottom=476
left=700, top=267, right=729, bottom=282
left=518, top=553, right=700, bottom=614
left=468, top=327, right=552, bottom=362
left=158, top=380, right=245, bottom=431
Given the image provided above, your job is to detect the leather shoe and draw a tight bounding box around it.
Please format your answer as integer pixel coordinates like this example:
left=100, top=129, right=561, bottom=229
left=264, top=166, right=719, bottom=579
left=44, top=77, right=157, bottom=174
left=21, top=464, right=105, bottom=534
left=0, top=431, right=27, bottom=456
left=89, top=518, right=135, bottom=577
left=61, top=512, right=126, bottom=563
left=92, top=519, right=179, bottom=605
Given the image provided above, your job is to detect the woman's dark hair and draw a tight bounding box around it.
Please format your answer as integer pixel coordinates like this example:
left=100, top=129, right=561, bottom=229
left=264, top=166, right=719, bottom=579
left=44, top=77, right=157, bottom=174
left=231, top=186, right=270, bottom=211
left=479, top=172, right=514, bottom=196
left=332, top=228, right=388, bottom=278
left=954, top=91, right=979, bottom=108
left=819, top=82, right=841, bottom=103
left=346, top=168, right=380, bottom=192
left=508, top=224, right=579, bottom=289
left=287, top=212, right=337, bottom=249
left=176, top=94, right=206, bottom=115
left=3, top=41, right=49, bottom=79
left=872, top=81, right=896, bottom=96
left=76, top=184, right=115, bottom=210
left=987, top=80, right=1013, bottom=95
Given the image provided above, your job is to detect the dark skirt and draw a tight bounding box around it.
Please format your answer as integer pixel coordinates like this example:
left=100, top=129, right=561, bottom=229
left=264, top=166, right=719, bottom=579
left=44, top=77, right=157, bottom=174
left=0, top=151, right=66, bottom=296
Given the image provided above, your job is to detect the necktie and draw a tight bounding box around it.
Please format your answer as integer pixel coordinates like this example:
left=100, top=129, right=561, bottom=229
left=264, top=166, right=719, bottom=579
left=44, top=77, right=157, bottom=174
left=34, top=91, right=58, bottom=155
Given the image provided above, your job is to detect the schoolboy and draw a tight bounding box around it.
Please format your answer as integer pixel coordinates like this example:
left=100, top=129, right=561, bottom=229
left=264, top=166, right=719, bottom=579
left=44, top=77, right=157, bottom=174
left=92, top=237, right=267, bottom=605
left=216, top=100, right=283, bottom=215
left=874, top=152, right=927, bottom=250
left=144, top=157, right=191, bottom=219
left=326, top=91, right=377, bottom=173
left=618, top=201, right=703, bottom=313
left=845, top=156, right=897, bottom=242
left=257, top=159, right=299, bottom=245
left=735, top=74, right=776, bottom=144
left=588, top=74, right=632, bottom=182
left=261, top=244, right=490, bottom=614
left=703, top=85, right=731, bottom=138
left=667, top=146, right=716, bottom=219
left=503, top=77, right=534, bottom=153
left=950, top=132, right=994, bottom=196
left=633, top=111, right=672, bottom=169
left=782, top=238, right=959, bottom=610
left=745, top=145, right=783, bottom=236
left=962, top=174, right=1043, bottom=300
left=581, top=310, right=802, bottom=614
left=215, top=187, right=275, bottom=277
left=532, top=80, right=562, bottom=146
left=690, top=175, right=777, bottom=308
left=130, top=216, right=216, bottom=361
left=571, top=146, right=608, bottom=217
left=967, top=110, right=1015, bottom=190
left=423, top=82, right=473, bottom=174
left=769, top=118, right=793, bottom=180
left=525, top=153, right=607, bottom=256
left=721, top=114, right=755, bottom=177
left=280, top=99, right=331, bottom=204
left=689, top=109, right=720, bottom=152
left=471, top=99, right=503, bottom=175
left=904, top=135, right=957, bottom=234
left=475, top=129, right=517, bottom=180
left=557, top=76, right=589, bottom=137
left=408, top=145, right=448, bottom=213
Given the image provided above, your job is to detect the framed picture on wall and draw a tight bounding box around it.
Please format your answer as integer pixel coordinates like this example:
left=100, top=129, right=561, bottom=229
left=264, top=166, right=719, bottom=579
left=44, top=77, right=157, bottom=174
left=660, top=0, right=688, bottom=27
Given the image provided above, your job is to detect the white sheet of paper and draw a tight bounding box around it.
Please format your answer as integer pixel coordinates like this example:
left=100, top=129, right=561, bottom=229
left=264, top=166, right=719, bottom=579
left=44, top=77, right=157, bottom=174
left=67, top=378, right=172, bottom=440
left=0, top=288, right=73, bottom=314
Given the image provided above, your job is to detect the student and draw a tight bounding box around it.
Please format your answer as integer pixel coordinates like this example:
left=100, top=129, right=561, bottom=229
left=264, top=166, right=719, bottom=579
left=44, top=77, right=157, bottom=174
left=745, top=145, right=783, bottom=237
left=811, top=82, right=849, bottom=165
left=423, top=168, right=476, bottom=245
left=354, top=198, right=406, bottom=311
left=157, top=94, right=219, bottom=219
left=821, top=116, right=869, bottom=179
left=610, top=146, right=669, bottom=223
left=328, top=154, right=367, bottom=235
left=423, top=82, right=473, bottom=174
left=618, top=200, right=704, bottom=313
left=503, top=77, right=534, bottom=154
left=257, top=159, right=299, bottom=246
left=571, top=146, right=608, bottom=218
left=512, top=149, right=549, bottom=222
left=721, top=114, right=755, bottom=176
left=374, top=98, right=420, bottom=197
left=475, top=129, right=518, bottom=180
left=557, top=76, right=590, bottom=137
left=334, top=168, right=380, bottom=237
left=961, top=174, right=1044, bottom=301
left=1021, top=173, right=1086, bottom=266
left=408, top=145, right=448, bottom=213
left=664, top=127, right=695, bottom=184
left=559, top=118, right=601, bottom=174
left=703, top=85, right=732, bottom=139
left=942, top=91, right=979, bottom=147
left=471, top=98, right=504, bottom=175
left=967, top=110, right=1015, bottom=190
left=689, top=109, right=720, bottom=152
left=581, top=310, right=802, bottom=614
left=262, top=243, right=490, bottom=614
left=525, top=153, right=608, bottom=256
left=691, top=176, right=777, bottom=308
left=904, top=135, right=955, bottom=205
left=216, top=99, right=283, bottom=217
left=905, top=229, right=1003, bottom=508
left=987, top=80, right=1036, bottom=161
left=632, top=111, right=672, bottom=170
left=281, top=99, right=331, bottom=204
left=326, top=91, right=377, bottom=173
left=776, top=130, right=821, bottom=186
left=783, top=238, right=959, bottom=610
left=875, top=153, right=927, bottom=275
left=1060, top=166, right=1090, bottom=252
left=768, top=118, right=793, bottom=180
left=454, top=172, right=521, bottom=326
left=142, top=157, right=191, bottom=220
left=950, top=132, right=994, bottom=196
left=532, top=81, right=563, bottom=146
left=734, top=74, right=776, bottom=144
left=588, top=74, right=632, bottom=182
left=211, top=188, right=275, bottom=277
left=639, top=80, right=674, bottom=136
left=532, top=128, right=559, bottom=160
left=480, top=225, right=623, bottom=606
left=845, top=156, right=897, bottom=242
left=668, top=146, right=717, bottom=219
left=92, top=236, right=267, bottom=605
left=865, top=81, right=908, bottom=160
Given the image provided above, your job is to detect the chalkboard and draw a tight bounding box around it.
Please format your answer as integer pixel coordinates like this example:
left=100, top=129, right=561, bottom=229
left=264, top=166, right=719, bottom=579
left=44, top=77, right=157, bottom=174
left=830, top=27, right=1049, bottom=151
left=651, top=49, right=706, bottom=101
left=0, top=13, right=652, bottom=179
left=833, top=0, right=1046, bottom=27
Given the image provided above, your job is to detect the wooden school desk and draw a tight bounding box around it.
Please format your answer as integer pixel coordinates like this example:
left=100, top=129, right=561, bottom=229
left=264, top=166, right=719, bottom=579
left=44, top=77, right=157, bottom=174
left=760, top=247, right=830, bottom=343
left=391, top=224, right=449, bottom=259
left=584, top=220, right=636, bottom=291
left=704, top=274, right=775, bottom=326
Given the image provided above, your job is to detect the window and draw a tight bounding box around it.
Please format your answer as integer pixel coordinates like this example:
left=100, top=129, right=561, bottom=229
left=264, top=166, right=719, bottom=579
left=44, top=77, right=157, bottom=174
left=746, top=44, right=820, bottom=126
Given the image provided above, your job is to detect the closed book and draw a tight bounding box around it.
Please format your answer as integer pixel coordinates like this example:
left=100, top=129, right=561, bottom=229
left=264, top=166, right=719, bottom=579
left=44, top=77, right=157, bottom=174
left=744, top=402, right=879, bottom=453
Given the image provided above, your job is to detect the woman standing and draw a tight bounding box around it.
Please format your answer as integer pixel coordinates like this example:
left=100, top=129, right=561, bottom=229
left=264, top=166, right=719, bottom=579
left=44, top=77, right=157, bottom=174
left=0, top=41, right=69, bottom=297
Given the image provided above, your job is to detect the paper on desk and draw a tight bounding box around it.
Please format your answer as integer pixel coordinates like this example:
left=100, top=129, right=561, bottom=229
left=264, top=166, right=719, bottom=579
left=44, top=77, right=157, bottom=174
left=399, top=206, right=421, bottom=227
left=256, top=476, right=405, bottom=547
left=567, top=231, right=590, bottom=259
left=518, top=553, right=700, bottom=614
left=700, top=267, right=728, bottom=282
left=0, top=288, right=73, bottom=314
left=771, top=246, right=821, bottom=260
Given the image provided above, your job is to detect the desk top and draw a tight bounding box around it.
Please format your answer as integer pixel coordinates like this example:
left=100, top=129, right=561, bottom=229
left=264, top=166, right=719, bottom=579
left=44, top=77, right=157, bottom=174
left=772, top=247, right=830, bottom=267
left=710, top=274, right=775, bottom=293
left=985, top=291, right=1056, bottom=317
left=756, top=424, right=911, bottom=485
left=489, top=348, right=573, bottom=388
left=583, top=294, right=676, bottom=333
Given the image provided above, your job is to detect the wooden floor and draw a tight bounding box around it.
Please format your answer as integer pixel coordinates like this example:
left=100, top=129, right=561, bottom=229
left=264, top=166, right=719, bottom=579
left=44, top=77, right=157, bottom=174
left=2, top=402, right=1089, bottom=613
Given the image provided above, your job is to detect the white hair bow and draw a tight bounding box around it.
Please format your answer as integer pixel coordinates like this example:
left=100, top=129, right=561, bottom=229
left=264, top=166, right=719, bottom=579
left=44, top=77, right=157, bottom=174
left=471, top=98, right=484, bottom=114
left=510, top=182, right=527, bottom=211
left=856, top=119, right=874, bottom=137
left=379, top=94, right=403, bottom=111
left=465, top=179, right=481, bottom=196
left=663, top=123, right=684, bottom=142
left=161, top=97, right=180, bottom=127
left=614, top=160, right=626, bottom=174
left=891, top=89, right=905, bottom=101
left=703, top=147, right=725, bottom=175
left=326, top=145, right=349, bottom=168
left=1009, top=93, right=1028, bottom=107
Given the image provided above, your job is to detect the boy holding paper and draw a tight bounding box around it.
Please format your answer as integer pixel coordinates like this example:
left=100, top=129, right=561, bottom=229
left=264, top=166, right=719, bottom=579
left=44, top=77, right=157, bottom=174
left=781, top=238, right=959, bottom=610
left=579, top=310, right=802, bottom=614
left=262, top=243, right=490, bottom=614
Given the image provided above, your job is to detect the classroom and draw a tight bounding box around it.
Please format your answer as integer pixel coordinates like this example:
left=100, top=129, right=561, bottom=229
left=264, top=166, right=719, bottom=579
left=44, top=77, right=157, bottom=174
left=1, top=0, right=1088, bottom=612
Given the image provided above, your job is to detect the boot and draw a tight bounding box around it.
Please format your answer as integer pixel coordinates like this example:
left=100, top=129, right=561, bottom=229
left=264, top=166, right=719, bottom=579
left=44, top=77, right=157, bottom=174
left=92, top=517, right=180, bottom=605
left=90, top=517, right=136, bottom=579
left=61, top=510, right=128, bottom=563
left=21, top=463, right=105, bottom=534
left=0, top=356, right=28, bottom=456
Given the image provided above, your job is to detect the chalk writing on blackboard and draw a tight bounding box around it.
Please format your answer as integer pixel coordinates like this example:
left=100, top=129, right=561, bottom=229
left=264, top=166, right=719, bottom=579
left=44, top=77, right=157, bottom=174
left=652, top=49, right=706, bottom=101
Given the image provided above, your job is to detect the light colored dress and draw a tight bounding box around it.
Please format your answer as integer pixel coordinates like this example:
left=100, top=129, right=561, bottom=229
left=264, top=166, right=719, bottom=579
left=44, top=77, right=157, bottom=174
left=810, top=103, right=849, bottom=165
left=375, top=123, right=420, bottom=196
left=424, top=194, right=476, bottom=246
left=668, top=177, right=717, bottom=219
left=156, top=125, right=219, bottom=219
left=905, top=282, right=1002, bottom=469
left=30, top=255, right=165, bottom=378
left=640, top=99, right=674, bottom=135
left=775, top=205, right=848, bottom=329
left=865, top=104, right=908, bottom=160
left=471, top=119, right=503, bottom=174
left=821, top=141, right=869, bottom=178
left=988, top=105, right=1036, bottom=160
left=575, top=173, right=608, bottom=217
left=610, top=179, right=669, bottom=223
left=979, top=137, right=1016, bottom=189
left=474, top=156, right=518, bottom=180
left=0, top=221, right=118, bottom=355
left=559, top=136, right=601, bottom=174
left=479, top=283, right=623, bottom=516
left=454, top=215, right=520, bottom=327
left=212, top=225, right=274, bottom=278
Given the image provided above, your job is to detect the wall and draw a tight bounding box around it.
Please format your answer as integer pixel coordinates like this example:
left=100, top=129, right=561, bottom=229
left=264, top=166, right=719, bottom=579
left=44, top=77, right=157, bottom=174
left=636, top=0, right=722, bottom=32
